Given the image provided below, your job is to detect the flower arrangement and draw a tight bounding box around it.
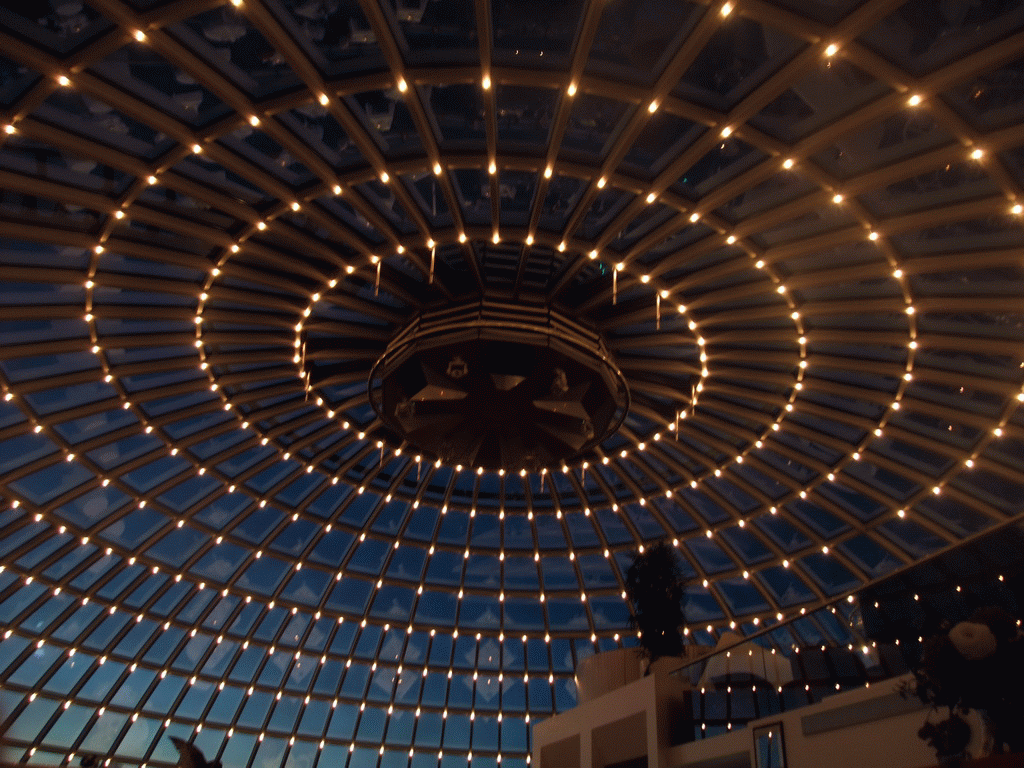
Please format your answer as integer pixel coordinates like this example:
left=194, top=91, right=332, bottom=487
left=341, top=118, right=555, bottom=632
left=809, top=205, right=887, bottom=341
left=901, top=607, right=1024, bottom=760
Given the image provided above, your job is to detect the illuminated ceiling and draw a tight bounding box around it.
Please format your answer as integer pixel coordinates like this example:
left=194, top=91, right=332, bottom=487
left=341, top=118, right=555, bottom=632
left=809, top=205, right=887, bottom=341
left=1, top=0, right=1024, bottom=766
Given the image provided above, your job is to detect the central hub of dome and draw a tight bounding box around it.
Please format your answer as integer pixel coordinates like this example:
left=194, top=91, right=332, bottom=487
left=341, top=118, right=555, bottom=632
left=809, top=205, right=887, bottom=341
left=369, top=300, right=629, bottom=471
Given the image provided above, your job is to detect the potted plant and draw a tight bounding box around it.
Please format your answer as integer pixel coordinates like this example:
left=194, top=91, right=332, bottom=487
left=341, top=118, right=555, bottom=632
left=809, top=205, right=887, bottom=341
left=902, top=607, right=1024, bottom=765
left=625, top=539, right=687, bottom=675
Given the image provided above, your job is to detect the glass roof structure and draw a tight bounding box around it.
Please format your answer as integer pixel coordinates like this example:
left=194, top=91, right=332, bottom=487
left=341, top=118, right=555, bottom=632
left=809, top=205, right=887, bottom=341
left=1, top=0, right=1024, bottom=765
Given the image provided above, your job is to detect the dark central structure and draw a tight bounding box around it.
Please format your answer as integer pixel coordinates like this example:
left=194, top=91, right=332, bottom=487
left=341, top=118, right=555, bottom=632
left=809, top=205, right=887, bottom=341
left=369, top=300, right=629, bottom=471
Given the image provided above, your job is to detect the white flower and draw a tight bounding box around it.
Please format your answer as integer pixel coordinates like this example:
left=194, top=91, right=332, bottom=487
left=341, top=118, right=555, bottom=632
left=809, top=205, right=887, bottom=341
left=949, top=621, right=997, bottom=660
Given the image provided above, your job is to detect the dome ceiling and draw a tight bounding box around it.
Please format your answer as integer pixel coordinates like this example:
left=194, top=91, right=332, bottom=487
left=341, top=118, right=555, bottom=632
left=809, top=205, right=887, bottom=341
left=1, top=0, right=1024, bottom=766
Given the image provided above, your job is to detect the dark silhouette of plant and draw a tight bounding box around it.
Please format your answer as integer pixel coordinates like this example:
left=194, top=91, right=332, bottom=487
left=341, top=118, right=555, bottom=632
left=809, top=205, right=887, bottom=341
left=625, top=540, right=687, bottom=674
left=901, top=606, right=1024, bottom=756
left=918, top=715, right=971, bottom=760
left=171, top=738, right=223, bottom=768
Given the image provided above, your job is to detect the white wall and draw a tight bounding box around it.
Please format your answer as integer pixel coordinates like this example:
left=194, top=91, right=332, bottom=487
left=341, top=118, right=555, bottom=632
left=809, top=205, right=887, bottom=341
left=787, top=705, right=935, bottom=768
left=536, top=665, right=958, bottom=768
left=662, top=678, right=958, bottom=768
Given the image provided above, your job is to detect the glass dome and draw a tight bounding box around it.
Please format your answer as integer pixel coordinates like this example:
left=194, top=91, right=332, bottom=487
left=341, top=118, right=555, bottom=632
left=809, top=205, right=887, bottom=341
left=1, top=0, right=1024, bottom=766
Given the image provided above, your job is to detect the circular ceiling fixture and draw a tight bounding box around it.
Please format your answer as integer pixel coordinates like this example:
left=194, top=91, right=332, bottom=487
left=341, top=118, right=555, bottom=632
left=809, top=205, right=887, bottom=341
left=368, top=298, right=630, bottom=471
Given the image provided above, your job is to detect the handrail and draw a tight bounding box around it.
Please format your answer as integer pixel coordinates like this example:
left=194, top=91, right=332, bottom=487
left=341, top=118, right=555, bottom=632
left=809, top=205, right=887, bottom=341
left=646, top=593, right=914, bottom=741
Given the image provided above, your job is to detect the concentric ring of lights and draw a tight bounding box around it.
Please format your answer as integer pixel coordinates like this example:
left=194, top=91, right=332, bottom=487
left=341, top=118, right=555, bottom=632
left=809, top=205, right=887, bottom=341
left=5, top=50, right=1016, bottom=603
left=9, top=64, right=1022, bottom=569
left=22, top=139, right=1023, bottom=597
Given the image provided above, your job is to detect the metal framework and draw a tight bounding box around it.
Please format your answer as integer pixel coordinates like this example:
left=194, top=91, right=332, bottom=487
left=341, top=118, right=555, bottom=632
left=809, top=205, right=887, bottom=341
left=0, top=0, right=1023, bottom=766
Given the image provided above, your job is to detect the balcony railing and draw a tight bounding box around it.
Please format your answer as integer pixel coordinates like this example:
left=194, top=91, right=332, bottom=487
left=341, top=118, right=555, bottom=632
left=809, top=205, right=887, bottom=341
left=662, top=596, right=917, bottom=743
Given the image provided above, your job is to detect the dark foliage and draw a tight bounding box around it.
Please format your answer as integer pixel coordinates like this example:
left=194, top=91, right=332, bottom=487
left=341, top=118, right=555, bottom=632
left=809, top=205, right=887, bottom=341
left=171, top=737, right=223, bottom=768
left=625, top=540, right=687, bottom=672
left=902, top=607, right=1024, bottom=755
left=918, top=714, right=971, bottom=759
